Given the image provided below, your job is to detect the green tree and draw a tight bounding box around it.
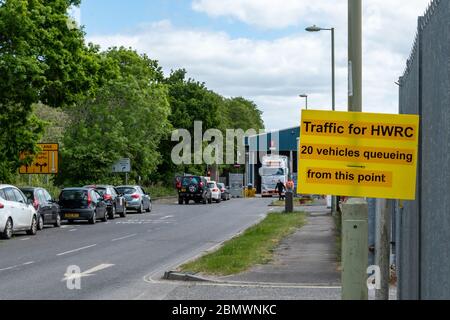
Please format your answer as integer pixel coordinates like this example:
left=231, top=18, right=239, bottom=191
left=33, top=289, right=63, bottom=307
left=56, top=47, right=171, bottom=186
left=0, top=0, right=113, bottom=182
left=222, top=97, right=265, bottom=131
left=155, top=69, right=225, bottom=182
left=34, top=103, right=69, bottom=144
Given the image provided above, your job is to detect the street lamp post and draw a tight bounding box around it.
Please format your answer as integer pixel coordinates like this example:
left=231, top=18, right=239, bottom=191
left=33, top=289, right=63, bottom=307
left=305, top=25, right=336, bottom=112
left=299, top=94, right=308, bottom=110
left=306, top=25, right=337, bottom=215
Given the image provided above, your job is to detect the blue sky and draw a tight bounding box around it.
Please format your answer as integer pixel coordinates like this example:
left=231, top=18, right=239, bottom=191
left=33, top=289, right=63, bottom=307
left=77, top=0, right=430, bottom=130
left=80, top=0, right=297, bottom=40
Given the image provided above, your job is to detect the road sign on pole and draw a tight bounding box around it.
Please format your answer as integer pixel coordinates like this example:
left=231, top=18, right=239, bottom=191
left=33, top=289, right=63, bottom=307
left=19, top=143, right=59, bottom=175
left=112, top=158, right=131, bottom=173
left=297, top=110, right=420, bottom=200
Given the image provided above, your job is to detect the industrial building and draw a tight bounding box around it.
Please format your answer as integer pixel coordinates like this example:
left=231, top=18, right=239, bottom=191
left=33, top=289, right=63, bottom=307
left=244, top=127, right=300, bottom=194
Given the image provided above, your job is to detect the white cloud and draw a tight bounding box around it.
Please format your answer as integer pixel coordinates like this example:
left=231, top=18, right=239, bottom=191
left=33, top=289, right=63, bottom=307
left=87, top=0, right=430, bottom=130
left=192, top=0, right=347, bottom=30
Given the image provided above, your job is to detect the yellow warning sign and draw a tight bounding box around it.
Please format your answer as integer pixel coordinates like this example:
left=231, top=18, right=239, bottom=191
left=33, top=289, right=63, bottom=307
left=19, top=144, right=59, bottom=174
left=297, top=110, right=420, bottom=200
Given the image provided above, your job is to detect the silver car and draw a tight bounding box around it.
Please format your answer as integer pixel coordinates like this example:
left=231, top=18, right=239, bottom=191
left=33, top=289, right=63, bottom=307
left=115, top=185, right=152, bottom=214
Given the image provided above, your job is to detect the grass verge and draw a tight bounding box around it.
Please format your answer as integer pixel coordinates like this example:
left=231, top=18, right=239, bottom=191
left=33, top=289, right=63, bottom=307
left=269, top=198, right=318, bottom=207
left=180, top=211, right=306, bottom=276
left=147, top=185, right=177, bottom=198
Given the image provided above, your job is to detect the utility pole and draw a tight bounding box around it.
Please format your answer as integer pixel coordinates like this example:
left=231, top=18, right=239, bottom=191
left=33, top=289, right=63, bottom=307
left=348, top=0, right=362, bottom=112
left=375, top=199, right=391, bottom=300
left=341, top=0, right=368, bottom=300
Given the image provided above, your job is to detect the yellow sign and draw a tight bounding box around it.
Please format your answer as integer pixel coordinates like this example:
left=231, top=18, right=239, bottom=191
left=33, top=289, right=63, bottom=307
left=19, top=144, right=59, bottom=174
left=297, top=110, right=420, bottom=200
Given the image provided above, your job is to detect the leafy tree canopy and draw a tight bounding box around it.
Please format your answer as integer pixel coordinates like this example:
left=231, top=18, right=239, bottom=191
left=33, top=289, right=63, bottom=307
left=0, top=0, right=115, bottom=182
left=56, top=47, right=171, bottom=186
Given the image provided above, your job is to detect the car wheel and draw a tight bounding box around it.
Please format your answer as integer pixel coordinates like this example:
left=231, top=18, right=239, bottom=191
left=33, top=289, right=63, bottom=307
left=146, top=202, right=152, bottom=213
left=54, top=214, right=61, bottom=228
left=37, top=215, right=44, bottom=231
left=109, top=205, right=116, bottom=220
left=89, top=211, right=97, bottom=225
left=208, top=196, right=212, bottom=204
left=178, top=198, right=183, bottom=205
left=1, top=218, right=13, bottom=240
left=120, top=207, right=127, bottom=218
left=26, top=216, right=38, bottom=236
left=184, top=199, right=189, bottom=205
left=202, top=196, right=207, bottom=204
left=102, top=210, right=108, bottom=222
left=137, top=202, right=144, bottom=214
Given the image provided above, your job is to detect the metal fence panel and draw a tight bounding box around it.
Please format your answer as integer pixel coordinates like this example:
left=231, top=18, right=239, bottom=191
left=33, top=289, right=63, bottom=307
left=398, top=0, right=450, bottom=299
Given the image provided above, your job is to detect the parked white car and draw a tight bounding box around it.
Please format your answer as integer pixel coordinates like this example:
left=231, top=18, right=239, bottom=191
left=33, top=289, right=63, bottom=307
left=0, top=185, right=38, bottom=239
left=207, top=181, right=222, bottom=203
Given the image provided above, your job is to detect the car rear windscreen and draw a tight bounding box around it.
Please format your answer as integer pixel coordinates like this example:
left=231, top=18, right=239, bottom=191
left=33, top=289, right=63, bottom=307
left=182, top=177, right=200, bottom=186
left=116, top=187, right=136, bottom=195
left=207, top=183, right=215, bottom=188
left=95, top=188, right=107, bottom=196
left=60, top=190, right=88, bottom=201
left=21, top=190, right=34, bottom=200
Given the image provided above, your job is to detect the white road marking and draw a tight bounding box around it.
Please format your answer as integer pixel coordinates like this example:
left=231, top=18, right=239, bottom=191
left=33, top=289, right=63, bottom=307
left=69, top=229, right=77, bottom=232
left=20, top=238, right=31, bottom=241
left=56, top=244, right=97, bottom=256
left=62, top=263, right=114, bottom=281
left=0, top=261, right=35, bottom=272
left=111, top=234, right=137, bottom=242
left=0, top=266, right=15, bottom=272
left=160, top=215, right=174, bottom=220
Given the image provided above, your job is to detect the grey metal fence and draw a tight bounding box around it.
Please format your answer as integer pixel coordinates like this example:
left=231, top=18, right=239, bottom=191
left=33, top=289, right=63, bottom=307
left=397, top=0, right=450, bottom=300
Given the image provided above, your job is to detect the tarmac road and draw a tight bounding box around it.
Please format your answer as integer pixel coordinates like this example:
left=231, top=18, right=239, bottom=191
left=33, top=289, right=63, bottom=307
left=0, top=198, right=272, bottom=300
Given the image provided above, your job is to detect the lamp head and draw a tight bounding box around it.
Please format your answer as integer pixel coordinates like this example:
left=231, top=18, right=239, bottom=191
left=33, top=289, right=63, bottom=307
left=305, top=25, right=322, bottom=32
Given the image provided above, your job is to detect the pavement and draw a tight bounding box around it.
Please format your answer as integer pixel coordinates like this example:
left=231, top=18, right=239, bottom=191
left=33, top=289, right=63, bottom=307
left=220, top=206, right=340, bottom=287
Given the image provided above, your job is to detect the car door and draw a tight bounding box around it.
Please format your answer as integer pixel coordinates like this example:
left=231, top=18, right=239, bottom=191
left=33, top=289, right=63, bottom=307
left=140, top=187, right=150, bottom=209
left=4, top=188, right=21, bottom=228
left=43, top=189, right=58, bottom=222
left=110, top=187, right=121, bottom=211
left=36, top=190, right=49, bottom=223
left=11, top=188, right=32, bottom=229
left=39, top=189, right=52, bottom=223
left=1, top=188, right=15, bottom=229
left=93, top=190, right=106, bottom=218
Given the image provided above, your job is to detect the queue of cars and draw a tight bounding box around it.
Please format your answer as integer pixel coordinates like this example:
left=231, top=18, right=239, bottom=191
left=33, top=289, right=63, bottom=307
left=175, top=175, right=232, bottom=205
left=0, top=184, right=152, bottom=239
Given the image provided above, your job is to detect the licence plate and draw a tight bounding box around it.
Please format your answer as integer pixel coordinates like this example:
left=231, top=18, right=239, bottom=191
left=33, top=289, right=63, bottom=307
left=65, top=213, right=80, bottom=218
left=181, top=188, right=186, bottom=192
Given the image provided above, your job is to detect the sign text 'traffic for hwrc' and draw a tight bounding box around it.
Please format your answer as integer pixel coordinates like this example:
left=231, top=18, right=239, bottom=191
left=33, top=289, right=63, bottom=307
left=297, top=110, right=420, bottom=200
left=19, top=144, right=59, bottom=174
